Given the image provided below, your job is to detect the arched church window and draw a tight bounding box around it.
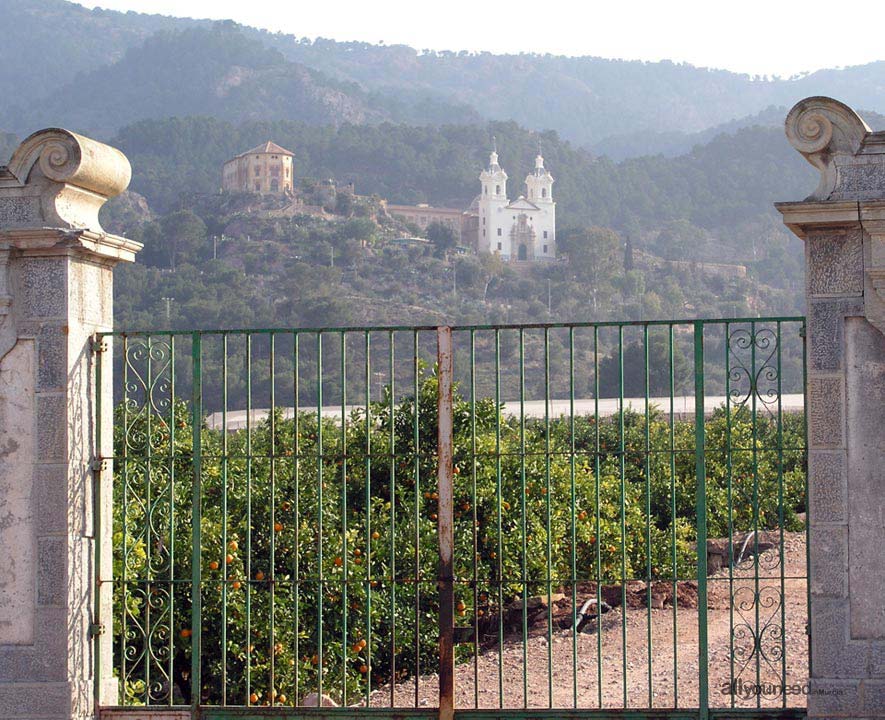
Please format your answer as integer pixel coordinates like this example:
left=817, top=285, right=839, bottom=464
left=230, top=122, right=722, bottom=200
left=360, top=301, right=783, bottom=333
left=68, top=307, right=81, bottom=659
left=496, top=185, right=500, bottom=194
left=497, top=228, right=502, bottom=236
left=518, top=244, right=527, bottom=261
left=542, top=188, right=547, bottom=198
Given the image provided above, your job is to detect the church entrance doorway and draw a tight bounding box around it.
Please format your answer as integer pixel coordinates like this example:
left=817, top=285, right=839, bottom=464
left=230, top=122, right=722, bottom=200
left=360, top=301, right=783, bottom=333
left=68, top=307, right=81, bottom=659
left=518, top=243, right=527, bottom=261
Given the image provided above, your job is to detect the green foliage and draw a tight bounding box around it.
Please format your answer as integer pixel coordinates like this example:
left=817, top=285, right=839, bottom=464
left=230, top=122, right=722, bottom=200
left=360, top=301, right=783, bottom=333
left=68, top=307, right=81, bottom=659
left=114, top=373, right=805, bottom=705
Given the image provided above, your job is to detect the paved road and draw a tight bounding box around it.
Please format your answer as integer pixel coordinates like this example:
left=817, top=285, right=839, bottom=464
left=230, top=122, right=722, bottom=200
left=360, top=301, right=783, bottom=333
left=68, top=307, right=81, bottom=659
left=205, top=393, right=804, bottom=431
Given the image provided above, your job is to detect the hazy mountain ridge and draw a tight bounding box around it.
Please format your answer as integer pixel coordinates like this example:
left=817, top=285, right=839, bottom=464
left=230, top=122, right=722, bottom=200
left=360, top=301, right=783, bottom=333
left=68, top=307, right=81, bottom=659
left=5, top=0, right=885, bottom=151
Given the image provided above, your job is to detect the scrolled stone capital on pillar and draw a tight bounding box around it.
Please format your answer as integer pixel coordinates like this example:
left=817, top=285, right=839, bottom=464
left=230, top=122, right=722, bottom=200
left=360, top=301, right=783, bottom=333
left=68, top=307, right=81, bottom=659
left=778, top=97, right=885, bottom=719
left=0, top=129, right=140, bottom=719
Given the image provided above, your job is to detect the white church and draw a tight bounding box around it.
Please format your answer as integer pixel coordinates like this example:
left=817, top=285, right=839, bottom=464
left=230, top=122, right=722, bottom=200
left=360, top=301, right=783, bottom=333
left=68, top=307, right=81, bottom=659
left=476, top=139, right=556, bottom=262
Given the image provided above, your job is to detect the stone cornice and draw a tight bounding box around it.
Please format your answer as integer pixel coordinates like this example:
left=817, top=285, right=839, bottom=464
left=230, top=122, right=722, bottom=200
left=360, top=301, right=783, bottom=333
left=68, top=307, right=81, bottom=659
left=0, top=128, right=132, bottom=234
left=775, top=200, right=860, bottom=239
left=0, top=227, right=142, bottom=264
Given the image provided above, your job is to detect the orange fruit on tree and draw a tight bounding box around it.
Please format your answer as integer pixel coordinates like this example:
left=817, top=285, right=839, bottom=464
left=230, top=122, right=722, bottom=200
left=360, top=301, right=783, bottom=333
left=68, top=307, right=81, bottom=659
left=354, top=548, right=361, bottom=556
left=274, top=522, right=283, bottom=532
left=359, top=664, right=368, bottom=674
left=372, top=531, right=380, bottom=540
left=249, top=693, right=259, bottom=704
left=334, top=556, right=343, bottom=567
left=226, top=554, right=235, bottom=565
left=180, top=628, right=192, bottom=638
left=229, top=540, right=238, bottom=551
left=255, top=571, right=265, bottom=581
left=208, top=560, right=219, bottom=571
left=278, top=694, right=287, bottom=704
left=232, top=580, right=241, bottom=590
left=281, top=501, right=291, bottom=511
left=578, top=511, right=588, bottom=520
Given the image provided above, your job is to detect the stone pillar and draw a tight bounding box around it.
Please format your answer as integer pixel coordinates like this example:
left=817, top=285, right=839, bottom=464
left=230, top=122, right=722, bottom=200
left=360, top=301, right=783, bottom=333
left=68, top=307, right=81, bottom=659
left=778, top=97, right=885, bottom=719
left=0, top=129, right=140, bottom=719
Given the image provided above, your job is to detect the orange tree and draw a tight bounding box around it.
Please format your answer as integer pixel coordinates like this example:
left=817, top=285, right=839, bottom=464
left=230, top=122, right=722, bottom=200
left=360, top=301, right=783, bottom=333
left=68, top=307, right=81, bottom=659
left=113, top=373, right=805, bottom=705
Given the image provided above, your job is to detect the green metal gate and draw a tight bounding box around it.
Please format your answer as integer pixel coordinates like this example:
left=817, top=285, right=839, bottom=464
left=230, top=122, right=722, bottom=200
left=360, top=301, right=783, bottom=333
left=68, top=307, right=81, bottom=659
left=94, top=318, right=808, bottom=720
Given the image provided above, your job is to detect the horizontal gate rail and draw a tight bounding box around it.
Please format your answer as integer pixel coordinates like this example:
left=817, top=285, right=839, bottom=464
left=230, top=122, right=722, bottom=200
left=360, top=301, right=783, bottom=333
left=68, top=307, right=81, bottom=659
left=97, top=317, right=808, bottom=719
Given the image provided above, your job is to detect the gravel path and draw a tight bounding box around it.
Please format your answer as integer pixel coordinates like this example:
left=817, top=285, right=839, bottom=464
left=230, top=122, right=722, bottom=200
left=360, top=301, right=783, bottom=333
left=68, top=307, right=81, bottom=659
left=367, top=532, right=808, bottom=710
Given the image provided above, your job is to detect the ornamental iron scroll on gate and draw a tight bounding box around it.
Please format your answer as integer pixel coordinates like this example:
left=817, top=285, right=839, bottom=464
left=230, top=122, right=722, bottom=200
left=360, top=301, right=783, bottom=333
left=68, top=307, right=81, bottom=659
left=95, top=318, right=808, bottom=720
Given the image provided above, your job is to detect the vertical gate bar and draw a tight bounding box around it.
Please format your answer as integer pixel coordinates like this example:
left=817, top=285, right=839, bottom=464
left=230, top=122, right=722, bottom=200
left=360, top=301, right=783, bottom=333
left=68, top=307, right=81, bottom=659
left=470, top=329, right=479, bottom=709
left=776, top=321, right=787, bottom=706
left=92, top=334, right=103, bottom=710
left=618, top=325, right=627, bottom=708
left=340, top=332, right=348, bottom=706
left=544, top=327, right=553, bottom=708
left=388, top=331, right=396, bottom=707
left=669, top=325, right=678, bottom=708
left=694, top=321, right=709, bottom=720
left=725, top=323, right=735, bottom=709
left=190, top=332, right=203, bottom=708
left=802, top=320, right=811, bottom=677
left=643, top=324, right=652, bottom=708
left=270, top=333, right=277, bottom=703
left=167, top=334, right=176, bottom=705
left=518, top=328, right=527, bottom=708
left=494, top=330, right=504, bottom=708
left=594, top=326, right=603, bottom=710
left=121, top=335, right=129, bottom=698
left=246, top=334, right=253, bottom=704
left=437, top=326, right=455, bottom=720
left=316, top=332, right=324, bottom=701
left=751, top=321, right=760, bottom=707
left=292, top=332, right=300, bottom=704
left=413, top=330, right=421, bottom=705
left=364, top=331, right=372, bottom=705
left=221, top=334, right=229, bottom=705
left=145, top=337, right=153, bottom=702
left=569, top=327, right=577, bottom=709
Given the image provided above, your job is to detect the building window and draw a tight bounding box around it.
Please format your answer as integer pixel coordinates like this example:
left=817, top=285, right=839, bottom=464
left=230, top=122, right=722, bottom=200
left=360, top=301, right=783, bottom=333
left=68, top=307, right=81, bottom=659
left=254, top=183, right=260, bottom=192
left=496, top=185, right=500, bottom=194
left=482, top=217, right=486, bottom=225
left=497, top=242, right=502, bottom=250
left=497, top=228, right=502, bottom=236
left=543, top=244, right=548, bottom=254
left=543, top=230, right=548, bottom=239
left=484, top=186, right=488, bottom=195
left=255, top=167, right=260, bottom=176
left=542, top=188, right=547, bottom=198
left=482, top=229, right=486, bottom=237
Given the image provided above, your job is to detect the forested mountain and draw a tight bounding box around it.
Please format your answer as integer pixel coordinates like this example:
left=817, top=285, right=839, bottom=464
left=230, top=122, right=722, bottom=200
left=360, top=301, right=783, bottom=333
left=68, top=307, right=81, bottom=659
left=108, top=115, right=815, bottom=255
left=1, top=23, right=480, bottom=135
left=5, top=0, right=885, bottom=151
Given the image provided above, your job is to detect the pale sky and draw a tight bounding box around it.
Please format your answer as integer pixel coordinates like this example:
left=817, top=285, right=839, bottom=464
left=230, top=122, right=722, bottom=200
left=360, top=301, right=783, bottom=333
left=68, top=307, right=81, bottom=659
left=79, top=0, right=885, bottom=78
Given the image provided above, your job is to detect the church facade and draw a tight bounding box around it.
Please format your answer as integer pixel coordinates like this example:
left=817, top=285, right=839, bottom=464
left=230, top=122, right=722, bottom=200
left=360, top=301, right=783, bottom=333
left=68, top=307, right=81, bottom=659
left=476, top=142, right=555, bottom=261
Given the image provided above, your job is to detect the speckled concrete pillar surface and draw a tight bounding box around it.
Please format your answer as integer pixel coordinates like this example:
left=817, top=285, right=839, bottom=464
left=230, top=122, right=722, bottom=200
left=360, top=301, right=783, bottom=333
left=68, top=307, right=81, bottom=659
left=0, top=129, right=140, bottom=719
left=778, top=97, right=885, bottom=719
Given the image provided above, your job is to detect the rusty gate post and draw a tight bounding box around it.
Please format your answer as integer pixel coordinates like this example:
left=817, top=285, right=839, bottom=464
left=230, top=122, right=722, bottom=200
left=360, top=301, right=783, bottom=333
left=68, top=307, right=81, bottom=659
left=436, top=326, right=455, bottom=720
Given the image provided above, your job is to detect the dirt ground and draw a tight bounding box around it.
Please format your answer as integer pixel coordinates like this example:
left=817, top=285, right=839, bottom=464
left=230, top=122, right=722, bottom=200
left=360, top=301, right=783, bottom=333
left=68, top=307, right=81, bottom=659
left=367, top=532, right=808, bottom=710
